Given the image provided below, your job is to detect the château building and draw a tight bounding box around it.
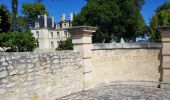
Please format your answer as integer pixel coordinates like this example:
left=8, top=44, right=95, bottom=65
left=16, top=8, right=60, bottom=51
left=31, top=13, right=74, bottom=51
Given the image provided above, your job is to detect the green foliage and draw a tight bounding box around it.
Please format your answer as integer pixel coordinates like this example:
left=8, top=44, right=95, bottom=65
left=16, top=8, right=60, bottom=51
left=21, top=2, right=48, bottom=27
left=150, top=15, right=158, bottom=28
left=150, top=29, right=161, bottom=42
left=144, top=26, right=161, bottom=42
left=0, top=0, right=49, bottom=52
left=73, top=0, right=146, bottom=43
left=10, top=0, right=47, bottom=31
left=156, top=2, right=170, bottom=12
left=56, top=38, right=73, bottom=51
left=150, top=2, right=170, bottom=27
left=18, top=16, right=30, bottom=32
left=0, top=33, right=12, bottom=50
left=149, top=2, right=170, bottom=42
left=4, top=12, right=29, bottom=32
left=117, top=0, right=146, bottom=41
left=157, top=10, right=170, bottom=26
left=0, top=4, right=10, bottom=33
left=0, top=32, right=36, bottom=52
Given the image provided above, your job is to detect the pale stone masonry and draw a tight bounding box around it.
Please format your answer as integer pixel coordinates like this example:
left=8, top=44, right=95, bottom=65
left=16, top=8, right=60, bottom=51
left=0, top=51, right=83, bottom=100
left=1, top=26, right=170, bottom=99
left=157, top=26, right=170, bottom=89
left=31, top=28, right=70, bottom=51
left=31, top=14, right=73, bottom=51
left=66, top=26, right=161, bottom=89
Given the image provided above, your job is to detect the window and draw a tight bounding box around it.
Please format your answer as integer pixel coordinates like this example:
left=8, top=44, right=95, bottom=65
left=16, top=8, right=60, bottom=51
left=57, top=41, right=60, bottom=47
left=50, top=32, right=53, bottom=38
left=64, top=31, right=67, bottom=37
left=64, top=23, right=66, bottom=28
left=35, top=23, right=39, bottom=28
left=36, top=41, right=39, bottom=48
left=36, top=31, right=39, bottom=38
left=57, top=32, right=60, bottom=38
left=68, top=33, right=70, bottom=37
left=51, top=41, right=54, bottom=49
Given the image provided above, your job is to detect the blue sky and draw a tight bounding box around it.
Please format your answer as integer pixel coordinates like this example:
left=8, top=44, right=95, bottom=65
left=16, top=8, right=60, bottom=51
left=0, top=0, right=167, bottom=25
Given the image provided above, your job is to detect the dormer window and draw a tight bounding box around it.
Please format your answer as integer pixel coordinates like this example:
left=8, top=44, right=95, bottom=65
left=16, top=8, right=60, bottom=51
left=35, top=23, right=39, bottom=28
left=64, top=23, right=66, bottom=28
left=36, top=31, right=39, bottom=38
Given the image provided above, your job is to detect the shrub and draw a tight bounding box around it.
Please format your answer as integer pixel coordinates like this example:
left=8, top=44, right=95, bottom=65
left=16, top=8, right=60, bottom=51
left=0, top=32, right=36, bottom=52
left=56, top=38, right=73, bottom=51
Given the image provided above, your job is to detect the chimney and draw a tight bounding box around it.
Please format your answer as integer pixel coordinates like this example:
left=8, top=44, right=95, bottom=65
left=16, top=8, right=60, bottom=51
left=61, top=14, right=65, bottom=21
left=70, top=13, right=73, bottom=22
left=52, top=16, right=54, bottom=28
left=36, top=15, right=40, bottom=28
left=44, top=14, right=47, bottom=27
left=74, top=12, right=76, bottom=16
left=38, top=15, right=40, bottom=19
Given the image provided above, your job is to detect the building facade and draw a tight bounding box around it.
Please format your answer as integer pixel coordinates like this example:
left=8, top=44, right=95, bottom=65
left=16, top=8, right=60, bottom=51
left=31, top=13, right=73, bottom=51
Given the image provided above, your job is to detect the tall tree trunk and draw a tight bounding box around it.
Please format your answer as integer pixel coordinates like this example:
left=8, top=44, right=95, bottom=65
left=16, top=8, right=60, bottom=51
left=12, top=0, right=18, bottom=31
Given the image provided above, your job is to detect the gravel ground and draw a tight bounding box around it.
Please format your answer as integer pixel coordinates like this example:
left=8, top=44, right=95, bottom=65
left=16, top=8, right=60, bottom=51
left=59, top=85, right=170, bottom=100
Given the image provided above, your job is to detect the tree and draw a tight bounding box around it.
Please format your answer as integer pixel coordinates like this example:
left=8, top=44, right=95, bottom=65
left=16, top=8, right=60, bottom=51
left=0, top=33, right=12, bottom=51
left=73, top=0, right=121, bottom=43
left=0, top=4, right=10, bottom=33
left=73, top=0, right=146, bottom=43
left=56, top=38, right=73, bottom=51
left=0, top=32, right=36, bottom=52
left=11, top=0, right=18, bottom=31
left=156, top=1, right=170, bottom=13
left=10, top=0, right=48, bottom=31
left=0, top=0, right=44, bottom=52
left=144, top=26, right=161, bottom=42
left=116, top=0, right=145, bottom=41
left=17, top=16, right=30, bottom=32
left=150, top=15, right=158, bottom=28
left=150, top=2, right=170, bottom=27
left=3, top=0, right=53, bottom=31
left=149, top=2, right=170, bottom=42
left=21, top=2, right=48, bottom=28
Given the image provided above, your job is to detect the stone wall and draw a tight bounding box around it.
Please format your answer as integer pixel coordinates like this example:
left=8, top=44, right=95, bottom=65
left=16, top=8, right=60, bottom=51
left=160, top=30, right=170, bottom=89
left=0, top=51, right=83, bottom=100
left=0, top=44, right=164, bottom=99
left=84, top=46, right=161, bottom=88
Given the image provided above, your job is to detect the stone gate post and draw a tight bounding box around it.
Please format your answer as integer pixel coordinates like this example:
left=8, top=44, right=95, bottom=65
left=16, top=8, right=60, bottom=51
left=158, top=26, right=170, bottom=88
left=66, top=26, right=97, bottom=89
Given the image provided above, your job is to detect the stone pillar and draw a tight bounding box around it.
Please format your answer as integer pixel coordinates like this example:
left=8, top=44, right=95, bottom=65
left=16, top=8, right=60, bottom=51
left=158, top=26, right=170, bottom=89
left=70, top=13, right=73, bottom=22
left=52, top=16, right=54, bottom=28
left=66, top=26, right=97, bottom=89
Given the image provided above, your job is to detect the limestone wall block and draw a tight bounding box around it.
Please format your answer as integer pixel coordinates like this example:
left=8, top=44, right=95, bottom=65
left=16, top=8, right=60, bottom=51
left=0, top=67, right=8, bottom=79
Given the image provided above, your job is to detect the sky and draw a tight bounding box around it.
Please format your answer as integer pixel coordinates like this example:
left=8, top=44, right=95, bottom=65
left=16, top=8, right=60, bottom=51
left=0, top=0, right=168, bottom=25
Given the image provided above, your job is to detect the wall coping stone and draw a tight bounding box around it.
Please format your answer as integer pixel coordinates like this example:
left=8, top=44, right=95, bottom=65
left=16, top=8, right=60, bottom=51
left=92, top=42, right=162, bottom=50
